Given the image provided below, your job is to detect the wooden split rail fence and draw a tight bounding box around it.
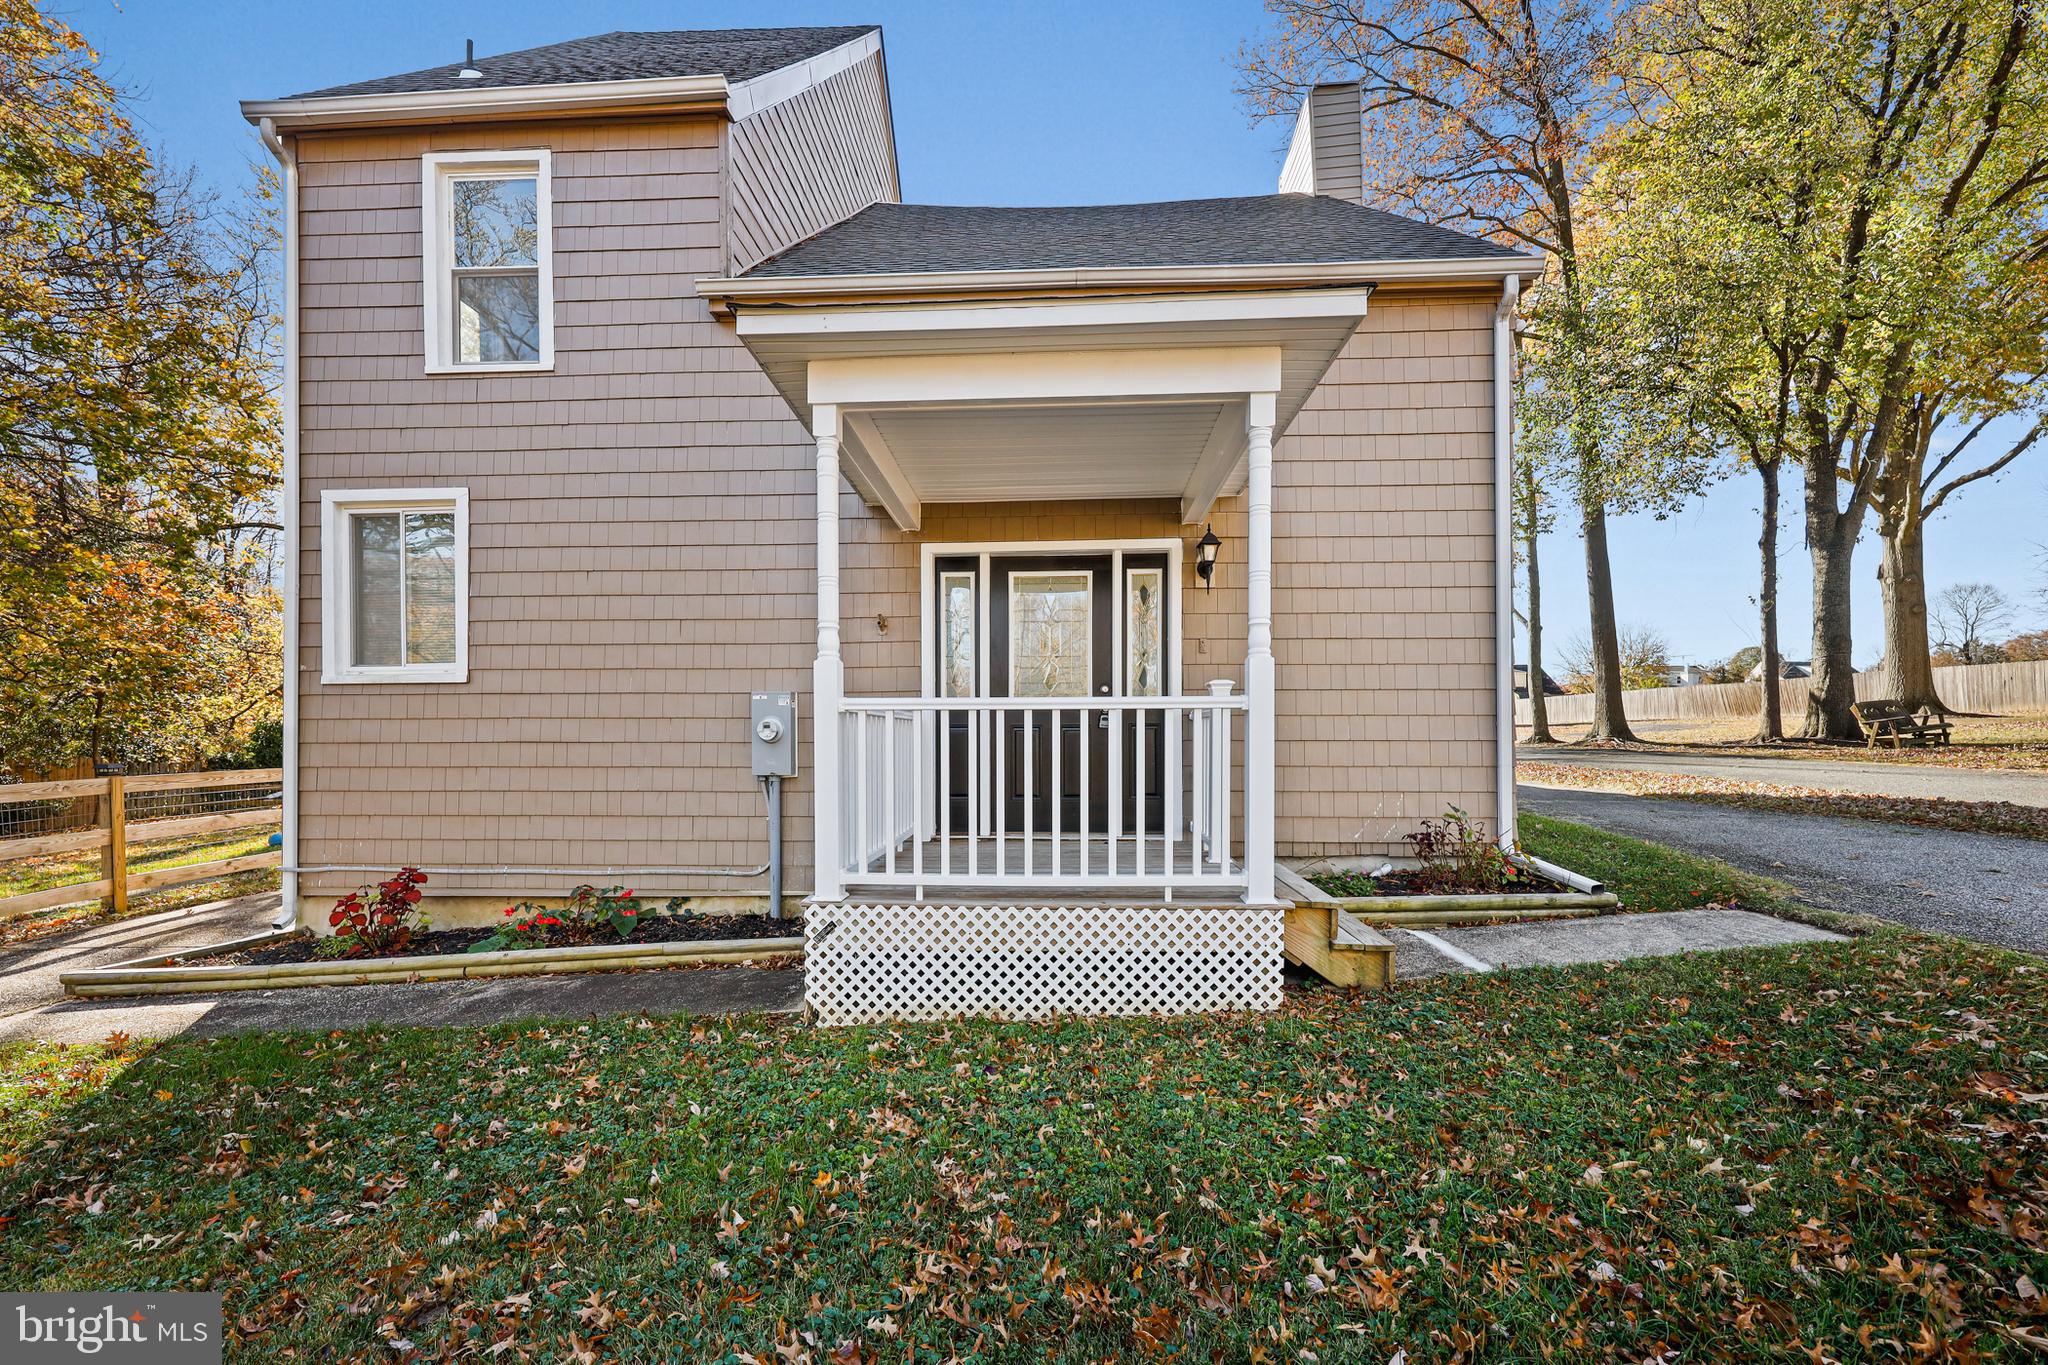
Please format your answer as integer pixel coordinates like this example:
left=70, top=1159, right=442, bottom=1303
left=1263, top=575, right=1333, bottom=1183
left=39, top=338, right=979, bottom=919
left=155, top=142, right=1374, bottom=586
left=0, top=768, right=283, bottom=922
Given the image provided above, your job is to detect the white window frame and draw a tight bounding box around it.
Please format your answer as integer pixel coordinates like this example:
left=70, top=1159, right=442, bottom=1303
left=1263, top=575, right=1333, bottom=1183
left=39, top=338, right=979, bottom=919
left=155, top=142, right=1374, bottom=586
left=320, top=487, right=471, bottom=684
left=421, top=150, right=554, bottom=374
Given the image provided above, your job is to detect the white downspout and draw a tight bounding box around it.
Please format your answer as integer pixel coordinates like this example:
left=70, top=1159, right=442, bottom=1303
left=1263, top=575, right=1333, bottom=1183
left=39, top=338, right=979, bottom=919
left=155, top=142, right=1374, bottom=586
left=1490, top=275, right=1604, bottom=897
left=258, top=117, right=300, bottom=930
left=1492, top=275, right=1520, bottom=853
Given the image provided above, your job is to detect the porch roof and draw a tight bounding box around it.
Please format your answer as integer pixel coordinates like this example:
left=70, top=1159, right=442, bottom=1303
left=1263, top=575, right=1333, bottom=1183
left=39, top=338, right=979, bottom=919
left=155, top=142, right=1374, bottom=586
left=715, top=292, right=1374, bottom=530
left=699, top=201, right=1537, bottom=532
left=739, top=195, right=1526, bottom=278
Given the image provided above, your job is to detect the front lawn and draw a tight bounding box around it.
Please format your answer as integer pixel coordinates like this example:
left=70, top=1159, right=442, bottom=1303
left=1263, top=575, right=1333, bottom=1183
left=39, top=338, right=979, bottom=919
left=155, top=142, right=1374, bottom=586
left=1518, top=810, right=1804, bottom=912
left=0, top=829, right=281, bottom=947
left=2, top=933, right=2041, bottom=1359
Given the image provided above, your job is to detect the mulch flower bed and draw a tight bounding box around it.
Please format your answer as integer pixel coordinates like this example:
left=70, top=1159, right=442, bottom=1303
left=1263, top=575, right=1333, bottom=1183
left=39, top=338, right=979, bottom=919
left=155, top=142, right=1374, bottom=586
left=193, top=912, right=801, bottom=968
left=1342, top=867, right=1570, bottom=897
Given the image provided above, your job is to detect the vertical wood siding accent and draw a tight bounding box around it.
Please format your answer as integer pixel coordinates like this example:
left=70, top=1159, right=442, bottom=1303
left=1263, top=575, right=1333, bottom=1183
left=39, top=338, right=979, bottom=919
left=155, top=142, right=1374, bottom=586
left=294, top=115, right=1495, bottom=896
left=1308, top=83, right=1363, bottom=203
left=727, top=51, right=897, bottom=276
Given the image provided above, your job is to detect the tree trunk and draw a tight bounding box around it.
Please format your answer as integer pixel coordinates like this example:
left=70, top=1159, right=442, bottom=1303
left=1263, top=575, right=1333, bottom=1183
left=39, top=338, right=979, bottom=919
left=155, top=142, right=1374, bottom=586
left=1523, top=467, right=1555, bottom=745
left=1754, top=458, right=1783, bottom=742
left=1875, top=513, right=1944, bottom=711
left=1579, top=486, right=1638, bottom=743
left=1801, top=470, right=1864, bottom=740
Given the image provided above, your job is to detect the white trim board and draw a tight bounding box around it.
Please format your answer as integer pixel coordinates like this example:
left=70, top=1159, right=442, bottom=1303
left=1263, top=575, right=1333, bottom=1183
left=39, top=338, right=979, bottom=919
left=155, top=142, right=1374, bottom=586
left=727, top=30, right=884, bottom=121
left=737, top=291, right=1378, bottom=338
left=701, top=259, right=1540, bottom=308
left=809, top=346, right=1284, bottom=408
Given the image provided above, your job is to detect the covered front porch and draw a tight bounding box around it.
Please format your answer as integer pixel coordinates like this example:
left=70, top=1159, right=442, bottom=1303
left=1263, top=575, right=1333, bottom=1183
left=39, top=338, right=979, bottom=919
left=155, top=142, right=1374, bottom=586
left=714, top=287, right=1377, bottom=907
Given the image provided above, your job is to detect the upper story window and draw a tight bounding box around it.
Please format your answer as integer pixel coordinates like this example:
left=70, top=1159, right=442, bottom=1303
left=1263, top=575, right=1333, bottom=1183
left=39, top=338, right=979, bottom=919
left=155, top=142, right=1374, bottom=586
left=320, top=488, right=470, bottom=684
left=421, top=150, right=553, bottom=373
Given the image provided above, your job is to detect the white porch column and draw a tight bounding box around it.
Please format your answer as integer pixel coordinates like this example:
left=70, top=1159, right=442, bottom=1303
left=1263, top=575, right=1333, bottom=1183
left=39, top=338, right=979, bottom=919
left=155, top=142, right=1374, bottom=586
left=1244, top=392, right=1278, bottom=905
left=811, top=404, right=846, bottom=902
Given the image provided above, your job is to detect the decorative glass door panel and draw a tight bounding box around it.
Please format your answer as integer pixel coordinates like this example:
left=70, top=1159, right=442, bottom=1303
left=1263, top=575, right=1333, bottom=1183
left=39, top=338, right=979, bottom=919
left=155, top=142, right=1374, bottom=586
left=1008, top=572, right=1093, bottom=697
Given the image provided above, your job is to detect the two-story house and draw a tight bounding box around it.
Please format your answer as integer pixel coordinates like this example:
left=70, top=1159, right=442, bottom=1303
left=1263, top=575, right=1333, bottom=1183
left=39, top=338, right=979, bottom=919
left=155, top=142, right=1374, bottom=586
left=242, top=26, right=1544, bottom=1021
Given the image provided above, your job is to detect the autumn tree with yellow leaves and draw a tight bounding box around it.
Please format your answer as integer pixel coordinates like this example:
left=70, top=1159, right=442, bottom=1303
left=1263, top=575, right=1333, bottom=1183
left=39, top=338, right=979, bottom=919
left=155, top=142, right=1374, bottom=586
left=0, top=0, right=279, bottom=769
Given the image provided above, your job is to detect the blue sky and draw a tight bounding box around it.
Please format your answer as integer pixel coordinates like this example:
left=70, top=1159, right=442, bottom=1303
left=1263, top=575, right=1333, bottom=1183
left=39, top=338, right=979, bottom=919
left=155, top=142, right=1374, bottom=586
left=68, top=0, right=2045, bottom=667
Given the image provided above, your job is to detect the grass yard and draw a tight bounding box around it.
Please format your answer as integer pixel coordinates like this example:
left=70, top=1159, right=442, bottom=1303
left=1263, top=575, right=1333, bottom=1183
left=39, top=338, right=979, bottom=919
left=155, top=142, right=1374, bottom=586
left=0, top=878, right=2041, bottom=1358
left=0, top=827, right=277, bottom=901
left=0, top=829, right=280, bottom=947
left=1517, top=810, right=1804, bottom=913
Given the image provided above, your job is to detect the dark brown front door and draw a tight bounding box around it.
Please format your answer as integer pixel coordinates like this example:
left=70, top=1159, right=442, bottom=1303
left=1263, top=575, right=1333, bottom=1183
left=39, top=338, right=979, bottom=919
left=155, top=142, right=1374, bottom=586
left=991, top=556, right=1112, bottom=835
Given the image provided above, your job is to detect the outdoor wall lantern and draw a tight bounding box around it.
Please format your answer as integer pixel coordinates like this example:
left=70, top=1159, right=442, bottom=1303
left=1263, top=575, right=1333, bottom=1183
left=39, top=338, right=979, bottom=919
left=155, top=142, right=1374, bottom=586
left=1194, top=525, right=1221, bottom=589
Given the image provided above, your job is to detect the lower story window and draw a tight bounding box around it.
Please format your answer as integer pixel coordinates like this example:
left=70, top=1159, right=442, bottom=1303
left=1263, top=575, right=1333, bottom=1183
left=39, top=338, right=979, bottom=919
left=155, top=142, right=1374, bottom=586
left=321, top=488, right=469, bottom=684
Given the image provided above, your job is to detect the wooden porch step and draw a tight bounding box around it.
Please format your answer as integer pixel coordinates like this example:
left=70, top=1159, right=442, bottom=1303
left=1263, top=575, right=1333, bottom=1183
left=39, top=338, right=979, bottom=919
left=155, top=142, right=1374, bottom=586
left=1283, top=903, right=1394, bottom=990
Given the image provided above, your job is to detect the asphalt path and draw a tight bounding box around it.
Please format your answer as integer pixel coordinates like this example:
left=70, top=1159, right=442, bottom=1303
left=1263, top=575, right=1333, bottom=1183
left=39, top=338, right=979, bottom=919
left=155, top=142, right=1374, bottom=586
left=1520, top=784, right=2044, bottom=953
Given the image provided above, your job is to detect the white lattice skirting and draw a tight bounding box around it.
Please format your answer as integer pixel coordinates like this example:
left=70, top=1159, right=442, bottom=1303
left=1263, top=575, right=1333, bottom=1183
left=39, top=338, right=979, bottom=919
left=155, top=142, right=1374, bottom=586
left=803, top=903, right=1285, bottom=1025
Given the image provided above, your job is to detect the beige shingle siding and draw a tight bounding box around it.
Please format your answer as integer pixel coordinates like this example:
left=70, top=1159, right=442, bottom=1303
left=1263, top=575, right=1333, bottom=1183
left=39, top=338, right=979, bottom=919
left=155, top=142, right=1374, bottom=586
left=727, top=51, right=897, bottom=275
left=293, top=113, right=1498, bottom=900
left=1273, top=293, right=1500, bottom=855
left=296, top=117, right=815, bottom=903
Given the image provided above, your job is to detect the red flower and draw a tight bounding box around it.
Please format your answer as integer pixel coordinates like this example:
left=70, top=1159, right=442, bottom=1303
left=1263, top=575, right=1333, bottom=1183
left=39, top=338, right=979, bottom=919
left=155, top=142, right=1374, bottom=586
left=620, top=909, right=637, bottom=917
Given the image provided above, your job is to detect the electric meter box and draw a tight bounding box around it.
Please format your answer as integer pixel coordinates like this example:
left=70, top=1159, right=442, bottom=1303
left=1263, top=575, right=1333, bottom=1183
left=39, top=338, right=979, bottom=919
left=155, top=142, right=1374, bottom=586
left=750, top=692, right=798, bottom=778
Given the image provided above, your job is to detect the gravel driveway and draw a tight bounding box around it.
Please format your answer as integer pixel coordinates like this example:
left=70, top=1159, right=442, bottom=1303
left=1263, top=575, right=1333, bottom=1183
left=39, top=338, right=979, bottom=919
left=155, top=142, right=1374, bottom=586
left=1519, top=746, right=2048, bottom=808
left=1520, top=784, right=2045, bottom=953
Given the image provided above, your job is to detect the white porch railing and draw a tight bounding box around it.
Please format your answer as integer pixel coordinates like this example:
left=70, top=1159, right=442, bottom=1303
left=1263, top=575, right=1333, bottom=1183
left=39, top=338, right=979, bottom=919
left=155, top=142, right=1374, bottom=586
left=839, top=689, right=1248, bottom=897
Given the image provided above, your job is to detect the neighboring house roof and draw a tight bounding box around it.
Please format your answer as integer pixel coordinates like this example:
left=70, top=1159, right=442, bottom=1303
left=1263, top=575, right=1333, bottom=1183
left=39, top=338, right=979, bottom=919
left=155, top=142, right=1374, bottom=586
left=1513, top=664, right=1564, bottom=698
left=1748, top=659, right=1813, bottom=680
left=739, top=196, right=1524, bottom=278
left=283, top=26, right=879, bottom=99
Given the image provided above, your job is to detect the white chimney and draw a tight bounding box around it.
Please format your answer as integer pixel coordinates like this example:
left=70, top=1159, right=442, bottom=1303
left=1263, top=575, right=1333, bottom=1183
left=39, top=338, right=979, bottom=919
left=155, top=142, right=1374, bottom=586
left=1276, top=82, right=1363, bottom=204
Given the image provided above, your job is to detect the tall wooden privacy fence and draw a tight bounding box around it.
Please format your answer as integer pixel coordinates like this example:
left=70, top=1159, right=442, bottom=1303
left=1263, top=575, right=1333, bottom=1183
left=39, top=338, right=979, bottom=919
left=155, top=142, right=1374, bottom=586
left=0, top=768, right=283, bottom=922
left=1515, top=658, right=2048, bottom=728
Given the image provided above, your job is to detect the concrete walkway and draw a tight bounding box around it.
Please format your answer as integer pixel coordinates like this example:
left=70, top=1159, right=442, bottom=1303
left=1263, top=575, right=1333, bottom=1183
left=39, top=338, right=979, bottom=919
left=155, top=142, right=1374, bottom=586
left=1388, top=907, right=1844, bottom=980
left=0, top=890, right=803, bottom=1042
left=1522, top=784, right=2046, bottom=953
left=0, top=963, right=806, bottom=1044
left=1519, top=745, right=2048, bottom=808
left=0, top=893, right=281, bottom=1020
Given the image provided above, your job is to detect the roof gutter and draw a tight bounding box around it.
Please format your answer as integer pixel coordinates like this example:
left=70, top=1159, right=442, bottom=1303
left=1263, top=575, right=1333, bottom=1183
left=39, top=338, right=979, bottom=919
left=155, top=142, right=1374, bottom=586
left=698, top=253, right=1544, bottom=309
left=240, top=72, right=730, bottom=131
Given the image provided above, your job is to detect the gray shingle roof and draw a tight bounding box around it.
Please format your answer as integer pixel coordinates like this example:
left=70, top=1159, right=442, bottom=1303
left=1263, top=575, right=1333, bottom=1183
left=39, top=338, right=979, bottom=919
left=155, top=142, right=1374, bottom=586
left=285, top=26, right=877, bottom=100
left=740, top=196, right=1524, bottom=278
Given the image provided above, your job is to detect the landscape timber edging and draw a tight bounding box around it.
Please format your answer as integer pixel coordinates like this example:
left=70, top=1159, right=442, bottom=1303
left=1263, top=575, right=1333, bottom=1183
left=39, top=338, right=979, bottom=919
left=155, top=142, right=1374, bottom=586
left=61, top=933, right=807, bottom=998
